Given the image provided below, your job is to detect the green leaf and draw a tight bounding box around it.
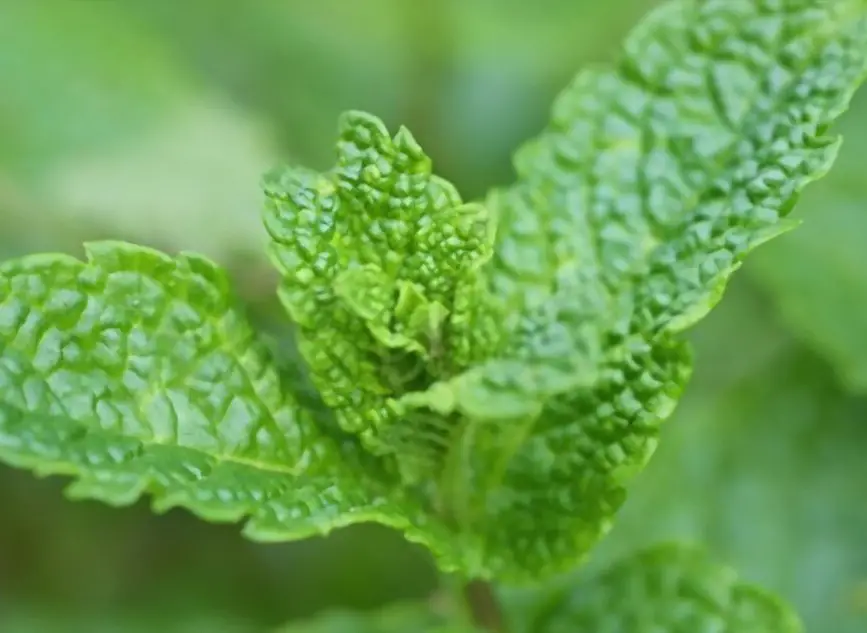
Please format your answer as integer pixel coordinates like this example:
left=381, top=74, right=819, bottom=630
left=0, top=242, right=426, bottom=550
left=522, top=544, right=802, bottom=633
left=264, top=0, right=867, bottom=579
left=263, top=110, right=494, bottom=471
left=749, top=91, right=867, bottom=393
left=588, top=341, right=867, bottom=633
left=3, top=0, right=867, bottom=584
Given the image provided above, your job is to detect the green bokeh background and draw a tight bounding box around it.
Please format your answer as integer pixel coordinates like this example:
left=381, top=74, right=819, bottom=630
left=1, top=1, right=865, bottom=631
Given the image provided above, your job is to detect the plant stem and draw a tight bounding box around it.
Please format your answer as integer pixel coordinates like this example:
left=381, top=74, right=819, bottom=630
left=463, top=579, right=506, bottom=632
left=440, top=573, right=506, bottom=632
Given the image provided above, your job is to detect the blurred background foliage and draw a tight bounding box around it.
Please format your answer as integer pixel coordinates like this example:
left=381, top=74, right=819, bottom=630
left=0, top=0, right=865, bottom=631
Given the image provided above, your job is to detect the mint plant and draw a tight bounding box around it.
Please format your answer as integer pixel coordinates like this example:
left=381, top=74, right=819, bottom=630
left=2, top=0, right=866, bottom=630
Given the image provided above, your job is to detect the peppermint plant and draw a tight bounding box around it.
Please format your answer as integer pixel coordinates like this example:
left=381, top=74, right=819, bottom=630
left=2, top=0, right=866, bottom=630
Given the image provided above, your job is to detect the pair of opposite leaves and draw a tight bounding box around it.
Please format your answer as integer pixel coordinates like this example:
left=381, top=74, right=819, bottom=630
left=0, top=0, right=864, bottom=607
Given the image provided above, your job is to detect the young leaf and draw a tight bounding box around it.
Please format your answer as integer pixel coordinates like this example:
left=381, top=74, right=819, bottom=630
left=525, top=544, right=802, bottom=633
left=264, top=0, right=867, bottom=579
left=263, top=111, right=493, bottom=463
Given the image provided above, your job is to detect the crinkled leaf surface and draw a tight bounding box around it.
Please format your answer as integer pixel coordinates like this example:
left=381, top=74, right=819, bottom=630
left=263, top=0, right=867, bottom=579
left=2, top=0, right=867, bottom=583
left=749, top=89, right=867, bottom=393
left=519, top=544, right=802, bottom=633
left=0, top=242, right=440, bottom=550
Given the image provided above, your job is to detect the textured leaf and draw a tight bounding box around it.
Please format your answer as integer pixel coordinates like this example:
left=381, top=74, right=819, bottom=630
left=3, top=0, right=867, bottom=584
left=749, top=90, right=867, bottom=392
left=0, top=242, right=427, bottom=550
left=264, top=0, right=867, bottom=579
left=263, top=110, right=495, bottom=483
left=524, top=544, right=802, bottom=633
left=589, top=340, right=867, bottom=633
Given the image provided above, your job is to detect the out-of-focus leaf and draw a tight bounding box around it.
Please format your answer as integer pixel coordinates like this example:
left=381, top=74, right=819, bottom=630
left=116, top=0, right=658, bottom=197
left=518, top=544, right=801, bottom=633
left=118, top=0, right=407, bottom=169
left=436, top=0, right=658, bottom=195
left=0, top=0, right=192, bottom=177
left=0, top=1, right=277, bottom=259
left=38, top=103, right=275, bottom=259
left=749, top=90, right=867, bottom=393
left=589, top=341, right=867, bottom=633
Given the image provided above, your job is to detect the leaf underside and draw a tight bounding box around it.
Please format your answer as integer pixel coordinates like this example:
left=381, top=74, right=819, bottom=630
left=0, top=0, right=866, bottom=582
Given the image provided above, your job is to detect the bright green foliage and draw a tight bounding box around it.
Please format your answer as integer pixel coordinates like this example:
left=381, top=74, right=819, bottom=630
left=263, top=0, right=867, bottom=579
left=477, top=0, right=867, bottom=575
left=525, top=544, right=802, bottom=633
left=1, top=0, right=867, bottom=587
left=0, top=243, right=409, bottom=543
left=263, top=111, right=493, bottom=470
